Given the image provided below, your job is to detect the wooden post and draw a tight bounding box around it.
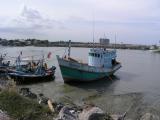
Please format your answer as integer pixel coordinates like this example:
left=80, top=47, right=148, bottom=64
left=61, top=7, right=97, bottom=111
left=47, top=99, right=55, bottom=113
left=68, top=40, right=71, bottom=57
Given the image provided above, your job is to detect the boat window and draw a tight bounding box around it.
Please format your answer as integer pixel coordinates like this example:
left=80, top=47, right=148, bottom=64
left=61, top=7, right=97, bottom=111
left=89, top=53, right=93, bottom=56
left=90, top=53, right=101, bottom=57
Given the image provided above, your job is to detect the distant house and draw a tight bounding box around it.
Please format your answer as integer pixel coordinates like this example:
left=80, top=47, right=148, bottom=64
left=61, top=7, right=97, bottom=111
left=0, top=39, right=8, bottom=46
left=150, top=45, right=158, bottom=50
left=25, top=40, right=32, bottom=46
left=99, top=38, right=110, bottom=45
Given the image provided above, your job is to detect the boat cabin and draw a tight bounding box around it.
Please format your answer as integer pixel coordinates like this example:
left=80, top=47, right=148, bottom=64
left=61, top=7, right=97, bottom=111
left=88, top=48, right=117, bottom=68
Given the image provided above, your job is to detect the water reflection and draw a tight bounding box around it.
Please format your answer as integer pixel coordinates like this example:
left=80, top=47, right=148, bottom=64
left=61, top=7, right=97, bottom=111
left=66, top=75, right=119, bottom=93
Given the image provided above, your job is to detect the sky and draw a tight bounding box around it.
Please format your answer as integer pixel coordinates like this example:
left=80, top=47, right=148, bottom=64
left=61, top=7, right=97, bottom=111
left=0, top=0, right=160, bottom=45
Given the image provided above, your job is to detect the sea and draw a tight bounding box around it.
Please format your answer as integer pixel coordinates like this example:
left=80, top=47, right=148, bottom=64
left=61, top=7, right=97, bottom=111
left=1, top=46, right=160, bottom=119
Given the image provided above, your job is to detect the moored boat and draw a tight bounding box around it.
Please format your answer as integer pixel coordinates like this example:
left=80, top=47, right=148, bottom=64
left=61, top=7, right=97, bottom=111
left=8, top=66, right=56, bottom=84
left=8, top=54, right=56, bottom=84
left=57, top=40, right=121, bottom=83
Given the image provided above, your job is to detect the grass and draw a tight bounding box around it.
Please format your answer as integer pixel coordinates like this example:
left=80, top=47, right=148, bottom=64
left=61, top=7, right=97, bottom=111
left=0, top=90, right=55, bottom=120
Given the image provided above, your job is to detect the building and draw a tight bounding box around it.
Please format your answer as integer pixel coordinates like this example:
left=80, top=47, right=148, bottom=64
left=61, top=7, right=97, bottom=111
left=99, top=38, right=110, bottom=45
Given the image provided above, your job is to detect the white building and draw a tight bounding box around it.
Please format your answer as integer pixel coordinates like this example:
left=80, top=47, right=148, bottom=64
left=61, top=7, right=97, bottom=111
left=99, top=38, right=110, bottom=45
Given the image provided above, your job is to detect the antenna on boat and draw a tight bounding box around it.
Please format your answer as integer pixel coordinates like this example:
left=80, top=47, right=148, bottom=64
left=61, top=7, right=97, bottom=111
left=92, top=10, right=95, bottom=49
left=68, top=40, right=71, bottom=57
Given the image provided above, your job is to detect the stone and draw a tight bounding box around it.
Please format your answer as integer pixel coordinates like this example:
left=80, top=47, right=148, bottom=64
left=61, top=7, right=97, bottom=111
left=79, top=105, right=105, bottom=120
left=19, top=88, right=37, bottom=99
left=56, top=106, right=79, bottom=120
left=56, top=103, right=64, bottom=112
left=0, top=110, right=10, bottom=120
left=38, top=93, right=49, bottom=105
left=19, top=88, right=30, bottom=96
left=140, top=113, right=160, bottom=120
left=110, top=112, right=126, bottom=120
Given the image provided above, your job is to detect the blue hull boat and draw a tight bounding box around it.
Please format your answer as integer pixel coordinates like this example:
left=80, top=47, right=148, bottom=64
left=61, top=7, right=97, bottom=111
left=8, top=66, right=56, bottom=84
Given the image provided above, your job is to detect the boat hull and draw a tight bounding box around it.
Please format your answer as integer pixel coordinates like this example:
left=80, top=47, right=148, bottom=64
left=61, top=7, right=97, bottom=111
left=9, top=73, right=55, bottom=84
left=0, top=66, right=11, bottom=74
left=57, top=55, right=121, bottom=83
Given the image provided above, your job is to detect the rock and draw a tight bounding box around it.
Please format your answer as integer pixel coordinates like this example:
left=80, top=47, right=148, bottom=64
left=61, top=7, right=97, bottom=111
left=0, top=109, right=10, bottom=120
left=28, top=92, right=37, bottom=99
left=38, top=93, right=49, bottom=105
left=56, top=106, right=79, bottom=120
left=140, top=113, right=159, bottom=120
left=19, top=88, right=30, bottom=96
left=79, top=104, right=105, bottom=120
left=56, top=103, right=64, bottom=112
left=19, top=88, right=37, bottom=99
left=110, top=112, right=126, bottom=120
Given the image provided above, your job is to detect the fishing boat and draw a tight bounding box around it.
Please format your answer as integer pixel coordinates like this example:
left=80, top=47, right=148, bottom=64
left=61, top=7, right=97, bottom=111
left=8, top=55, right=56, bottom=84
left=57, top=40, right=121, bottom=83
left=8, top=66, right=56, bottom=84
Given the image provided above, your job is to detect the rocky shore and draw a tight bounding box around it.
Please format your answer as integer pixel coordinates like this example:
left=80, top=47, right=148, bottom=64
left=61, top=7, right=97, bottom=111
left=17, top=87, right=120, bottom=120
left=0, top=77, right=160, bottom=120
left=0, top=77, right=125, bottom=120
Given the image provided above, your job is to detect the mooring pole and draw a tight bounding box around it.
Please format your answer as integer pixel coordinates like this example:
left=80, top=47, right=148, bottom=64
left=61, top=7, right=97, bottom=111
left=68, top=40, right=71, bottom=57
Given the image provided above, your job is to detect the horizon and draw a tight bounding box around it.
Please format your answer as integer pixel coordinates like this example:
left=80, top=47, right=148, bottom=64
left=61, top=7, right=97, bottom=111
left=0, top=0, right=160, bottom=45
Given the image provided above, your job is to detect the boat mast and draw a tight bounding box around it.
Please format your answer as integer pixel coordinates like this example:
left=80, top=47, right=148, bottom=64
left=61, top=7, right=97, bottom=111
left=68, top=40, right=71, bottom=57
left=92, top=13, right=95, bottom=49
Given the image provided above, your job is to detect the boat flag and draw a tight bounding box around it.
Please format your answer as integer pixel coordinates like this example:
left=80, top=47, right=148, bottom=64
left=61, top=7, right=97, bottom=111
left=47, top=52, right=52, bottom=59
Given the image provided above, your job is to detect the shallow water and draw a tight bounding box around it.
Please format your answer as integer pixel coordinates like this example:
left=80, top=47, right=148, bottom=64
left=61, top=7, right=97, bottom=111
left=1, top=46, right=160, bottom=119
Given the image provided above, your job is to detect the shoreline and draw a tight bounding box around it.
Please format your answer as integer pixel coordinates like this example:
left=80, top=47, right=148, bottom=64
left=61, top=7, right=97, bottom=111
left=0, top=38, right=150, bottom=50
left=0, top=44, right=150, bottom=50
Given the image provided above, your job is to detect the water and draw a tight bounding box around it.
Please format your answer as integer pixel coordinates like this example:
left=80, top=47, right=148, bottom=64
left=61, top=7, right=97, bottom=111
left=2, top=46, right=160, bottom=119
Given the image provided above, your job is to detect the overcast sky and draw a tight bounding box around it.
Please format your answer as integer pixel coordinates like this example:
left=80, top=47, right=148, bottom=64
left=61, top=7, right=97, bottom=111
left=0, top=0, right=160, bottom=44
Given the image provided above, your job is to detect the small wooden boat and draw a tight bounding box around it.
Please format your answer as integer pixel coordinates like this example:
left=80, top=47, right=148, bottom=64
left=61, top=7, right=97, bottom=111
left=57, top=40, right=121, bottom=83
left=8, top=55, right=56, bottom=84
left=8, top=66, right=56, bottom=84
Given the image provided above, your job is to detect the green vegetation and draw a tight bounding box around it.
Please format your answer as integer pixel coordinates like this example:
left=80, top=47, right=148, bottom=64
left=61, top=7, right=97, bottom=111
left=0, top=90, right=55, bottom=120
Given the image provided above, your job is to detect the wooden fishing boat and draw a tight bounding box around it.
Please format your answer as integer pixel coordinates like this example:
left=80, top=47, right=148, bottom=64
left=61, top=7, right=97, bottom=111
left=8, top=66, right=56, bottom=84
left=8, top=55, right=56, bottom=84
left=57, top=40, right=121, bottom=83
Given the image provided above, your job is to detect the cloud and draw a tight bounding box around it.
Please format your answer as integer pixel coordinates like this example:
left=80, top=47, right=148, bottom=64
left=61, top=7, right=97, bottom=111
left=0, top=6, right=66, bottom=36
left=19, top=6, right=65, bottom=29
left=21, top=6, right=42, bottom=20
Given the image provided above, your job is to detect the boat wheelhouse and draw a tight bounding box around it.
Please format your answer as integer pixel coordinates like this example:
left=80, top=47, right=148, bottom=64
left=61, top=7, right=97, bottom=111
left=88, top=48, right=117, bottom=68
